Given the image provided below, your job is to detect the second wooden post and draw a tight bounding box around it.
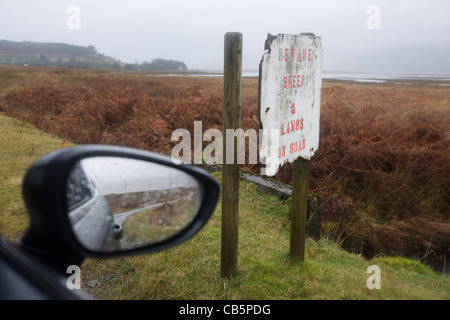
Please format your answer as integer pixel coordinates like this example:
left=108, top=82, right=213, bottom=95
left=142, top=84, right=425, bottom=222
left=289, top=157, right=309, bottom=261
left=221, top=32, right=242, bottom=277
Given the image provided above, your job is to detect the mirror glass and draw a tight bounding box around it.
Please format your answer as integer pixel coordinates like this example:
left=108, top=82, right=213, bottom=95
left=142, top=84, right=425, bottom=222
left=66, top=157, right=201, bottom=252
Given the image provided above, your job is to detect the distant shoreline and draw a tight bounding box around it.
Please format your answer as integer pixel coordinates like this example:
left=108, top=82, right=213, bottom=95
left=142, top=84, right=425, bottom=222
left=128, top=68, right=450, bottom=86
left=2, top=64, right=450, bottom=86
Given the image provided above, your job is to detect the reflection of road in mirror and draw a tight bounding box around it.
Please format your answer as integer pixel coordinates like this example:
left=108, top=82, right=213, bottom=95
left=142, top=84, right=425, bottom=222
left=113, top=199, right=179, bottom=225
left=110, top=188, right=199, bottom=250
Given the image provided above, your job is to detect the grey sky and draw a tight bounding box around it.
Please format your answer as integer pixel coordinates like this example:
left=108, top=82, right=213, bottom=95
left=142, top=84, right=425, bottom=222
left=1, top=0, right=449, bottom=70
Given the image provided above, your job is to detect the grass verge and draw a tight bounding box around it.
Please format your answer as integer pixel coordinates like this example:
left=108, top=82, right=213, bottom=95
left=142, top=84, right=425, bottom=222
left=0, top=113, right=73, bottom=240
left=0, top=113, right=448, bottom=299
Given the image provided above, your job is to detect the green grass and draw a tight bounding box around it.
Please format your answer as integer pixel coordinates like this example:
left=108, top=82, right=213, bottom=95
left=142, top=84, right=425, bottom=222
left=79, top=177, right=449, bottom=300
left=1, top=113, right=449, bottom=300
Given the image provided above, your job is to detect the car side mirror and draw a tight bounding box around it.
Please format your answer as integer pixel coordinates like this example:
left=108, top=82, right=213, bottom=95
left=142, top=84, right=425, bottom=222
left=67, top=156, right=204, bottom=253
left=19, top=145, right=219, bottom=271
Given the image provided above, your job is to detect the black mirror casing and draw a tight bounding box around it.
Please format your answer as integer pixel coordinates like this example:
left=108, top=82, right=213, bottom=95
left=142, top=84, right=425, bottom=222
left=19, top=145, right=219, bottom=273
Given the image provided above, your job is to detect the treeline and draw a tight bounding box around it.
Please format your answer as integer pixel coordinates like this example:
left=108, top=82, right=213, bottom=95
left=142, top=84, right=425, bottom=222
left=0, top=54, right=122, bottom=69
left=137, top=58, right=187, bottom=71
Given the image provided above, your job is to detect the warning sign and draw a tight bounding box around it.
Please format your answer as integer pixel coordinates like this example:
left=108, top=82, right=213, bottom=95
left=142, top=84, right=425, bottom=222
left=259, top=33, right=323, bottom=176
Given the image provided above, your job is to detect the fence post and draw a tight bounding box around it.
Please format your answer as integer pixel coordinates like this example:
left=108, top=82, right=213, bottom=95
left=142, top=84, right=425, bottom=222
left=290, top=157, right=309, bottom=261
left=221, top=32, right=242, bottom=277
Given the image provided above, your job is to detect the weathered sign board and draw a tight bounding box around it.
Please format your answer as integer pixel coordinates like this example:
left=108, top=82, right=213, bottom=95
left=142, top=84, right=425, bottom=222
left=259, top=33, right=323, bottom=176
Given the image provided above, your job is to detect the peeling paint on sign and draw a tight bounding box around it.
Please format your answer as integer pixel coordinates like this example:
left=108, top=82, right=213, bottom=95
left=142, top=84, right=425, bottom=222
left=259, top=33, right=323, bottom=176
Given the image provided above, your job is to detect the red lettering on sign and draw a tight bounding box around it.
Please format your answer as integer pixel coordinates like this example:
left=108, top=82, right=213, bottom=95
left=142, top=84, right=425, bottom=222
left=289, top=138, right=307, bottom=155
left=280, top=118, right=304, bottom=136
left=277, top=145, right=286, bottom=158
left=283, top=75, right=305, bottom=89
left=279, top=48, right=314, bottom=62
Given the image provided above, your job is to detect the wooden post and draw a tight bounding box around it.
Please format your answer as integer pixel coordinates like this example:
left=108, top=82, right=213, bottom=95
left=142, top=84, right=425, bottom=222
left=289, top=157, right=309, bottom=261
left=221, top=32, right=242, bottom=277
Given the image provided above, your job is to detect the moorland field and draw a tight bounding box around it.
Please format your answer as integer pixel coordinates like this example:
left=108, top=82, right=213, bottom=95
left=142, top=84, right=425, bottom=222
left=0, top=66, right=448, bottom=271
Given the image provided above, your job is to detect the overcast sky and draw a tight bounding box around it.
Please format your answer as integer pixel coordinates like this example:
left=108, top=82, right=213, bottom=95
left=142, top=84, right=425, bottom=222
left=1, top=0, right=449, bottom=70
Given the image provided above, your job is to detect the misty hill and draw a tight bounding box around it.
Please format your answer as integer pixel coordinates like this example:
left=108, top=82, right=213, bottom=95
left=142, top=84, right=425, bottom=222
left=0, top=40, right=119, bottom=68
left=0, top=40, right=188, bottom=71
left=333, top=42, right=450, bottom=74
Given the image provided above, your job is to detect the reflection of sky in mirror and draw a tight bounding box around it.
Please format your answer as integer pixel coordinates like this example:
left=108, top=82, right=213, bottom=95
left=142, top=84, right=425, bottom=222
left=80, top=157, right=198, bottom=195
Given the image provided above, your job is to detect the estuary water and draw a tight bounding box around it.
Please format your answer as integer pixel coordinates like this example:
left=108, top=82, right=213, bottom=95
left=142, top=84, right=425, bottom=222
left=177, top=70, right=450, bottom=86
